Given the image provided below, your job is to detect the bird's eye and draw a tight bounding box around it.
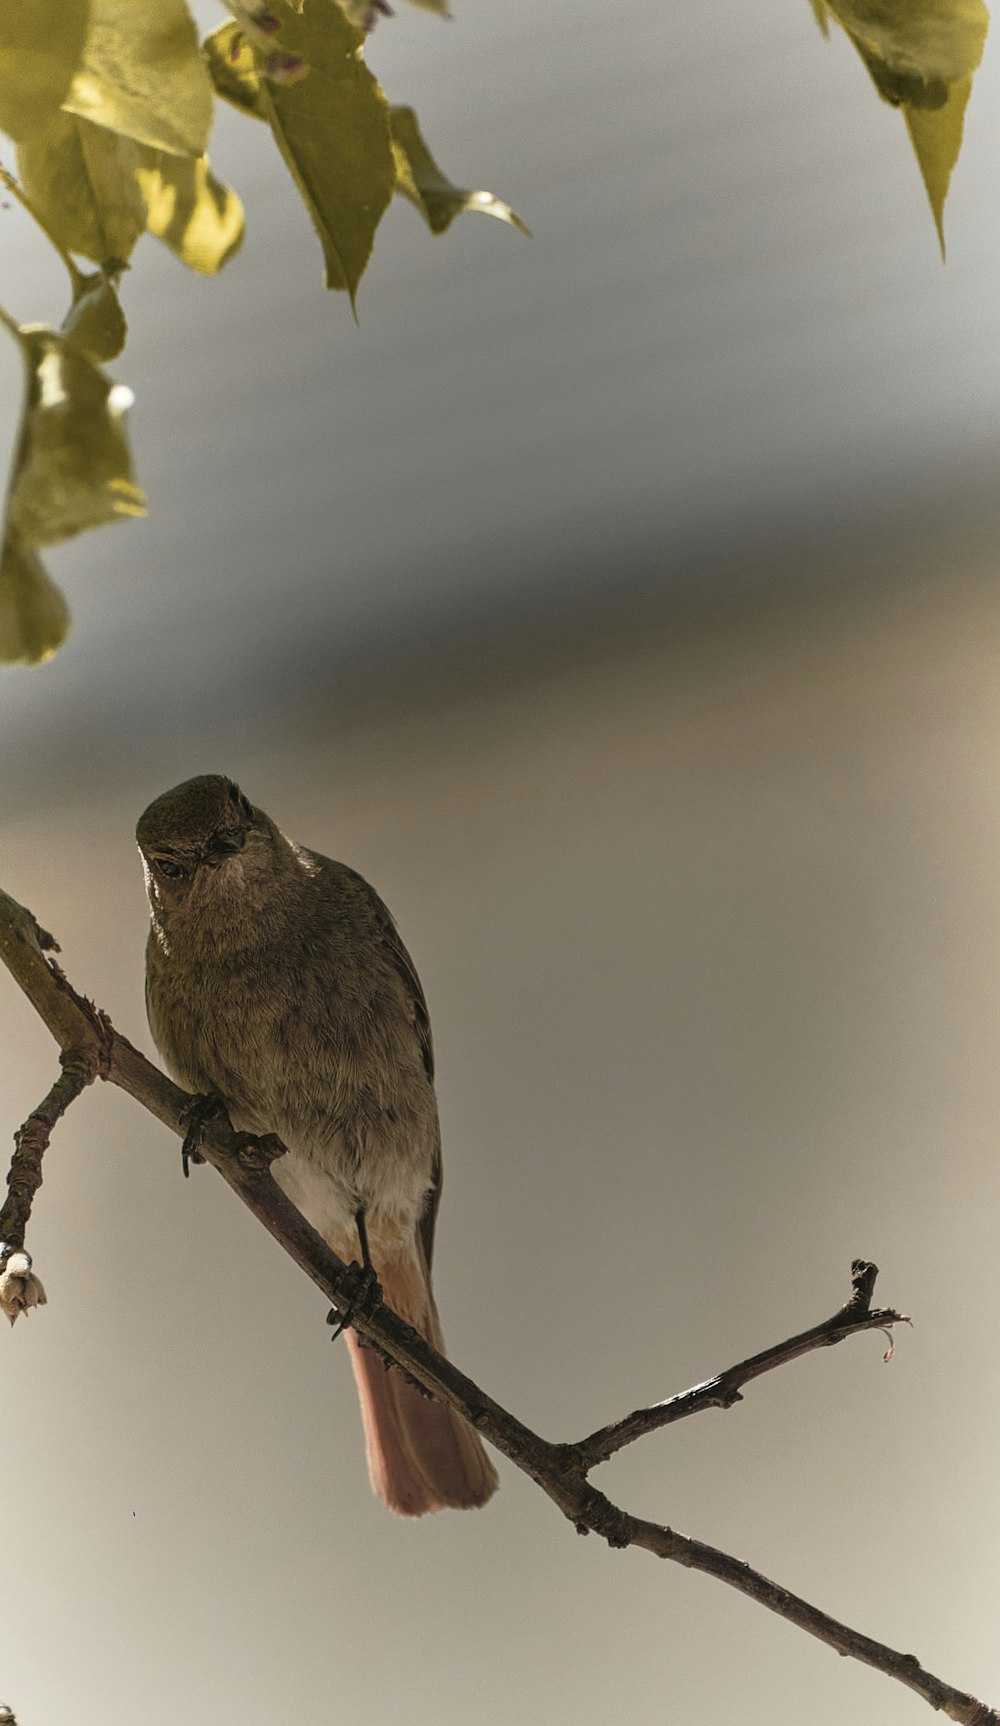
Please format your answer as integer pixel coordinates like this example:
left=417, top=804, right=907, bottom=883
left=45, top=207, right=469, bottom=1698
left=210, top=827, right=245, bottom=855
left=154, top=857, right=185, bottom=879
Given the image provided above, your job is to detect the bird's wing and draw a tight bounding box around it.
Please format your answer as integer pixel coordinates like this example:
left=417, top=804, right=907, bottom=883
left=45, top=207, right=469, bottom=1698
left=319, top=855, right=443, bottom=1269
left=375, top=904, right=443, bottom=1271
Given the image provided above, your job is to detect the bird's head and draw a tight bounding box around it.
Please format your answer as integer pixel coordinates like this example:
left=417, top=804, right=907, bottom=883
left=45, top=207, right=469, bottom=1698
left=136, top=775, right=279, bottom=915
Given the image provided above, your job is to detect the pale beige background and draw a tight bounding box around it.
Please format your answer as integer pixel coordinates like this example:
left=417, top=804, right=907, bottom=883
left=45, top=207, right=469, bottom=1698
left=3, top=2, right=1000, bottom=1723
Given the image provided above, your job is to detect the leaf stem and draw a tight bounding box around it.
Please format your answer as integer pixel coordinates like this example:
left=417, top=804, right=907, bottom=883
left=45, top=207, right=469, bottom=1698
left=0, top=161, right=81, bottom=290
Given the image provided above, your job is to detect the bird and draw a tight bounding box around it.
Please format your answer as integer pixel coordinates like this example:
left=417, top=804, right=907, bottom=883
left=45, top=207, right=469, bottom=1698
left=137, top=773, right=498, bottom=1516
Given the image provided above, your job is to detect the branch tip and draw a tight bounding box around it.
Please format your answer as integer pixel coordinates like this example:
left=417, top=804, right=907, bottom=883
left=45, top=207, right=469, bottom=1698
left=844, top=1257, right=879, bottom=1317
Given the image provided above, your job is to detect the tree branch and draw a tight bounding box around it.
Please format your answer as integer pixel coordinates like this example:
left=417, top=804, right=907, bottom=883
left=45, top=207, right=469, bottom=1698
left=575, top=1257, right=908, bottom=1466
left=1, top=884, right=996, bottom=1726
left=0, top=1053, right=96, bottom=1251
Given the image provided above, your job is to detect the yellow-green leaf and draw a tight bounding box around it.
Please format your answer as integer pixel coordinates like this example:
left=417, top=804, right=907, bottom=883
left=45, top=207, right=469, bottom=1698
left=134, top=151, right=244, bottom=274
left=6, top=325, right=145, bottom=547
left=64, top=0, right=213, bottom=156
left=905, top=72, right=971, bottom=255
left=819, top=0, right=988, bottom=251
left=61, top=269, right=127, bottom=362
left=203, top=21, right=266, bottom=121
left=338, top=0, right=448, bottom=22
left=808, top=0, right=830, bottom=36
left=17, top=112, right=146, bottom=266
left=842, top=27, right=949, bottom=106
left=258, top=0, right=395, bottom=304
left=19, top=114, right=242, bottom=278
left=0, top=533, right=70, bottom=665
left=0, top=0, right=90, bottom=141
left=390, top=107, right=530, bottom=237
left=826, top=0, right=987, bottom=86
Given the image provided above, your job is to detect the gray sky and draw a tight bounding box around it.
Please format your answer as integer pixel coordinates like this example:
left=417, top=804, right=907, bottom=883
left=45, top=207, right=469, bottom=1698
left=3, top=3, right=1000, bottom=1724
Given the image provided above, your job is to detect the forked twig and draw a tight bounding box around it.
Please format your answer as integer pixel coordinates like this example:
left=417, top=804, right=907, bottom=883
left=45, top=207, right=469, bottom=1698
left=576, top=1257, right=909, bottom=1466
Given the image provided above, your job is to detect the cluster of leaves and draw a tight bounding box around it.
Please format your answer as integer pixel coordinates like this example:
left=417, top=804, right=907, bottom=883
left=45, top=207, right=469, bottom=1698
left=0, top=0, right=987, bottom=668
left=0, top=0, right=527, bottom=666
left=810, top=0, right=989, bottom=250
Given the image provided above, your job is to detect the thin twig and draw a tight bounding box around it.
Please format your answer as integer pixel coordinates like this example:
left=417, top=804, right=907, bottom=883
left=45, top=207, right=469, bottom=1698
left=0, top=1050, right=96, bottom=1252
left=0, top=884, right=995, bottom=1725
left=576, top=1257, right=909, bottom=1466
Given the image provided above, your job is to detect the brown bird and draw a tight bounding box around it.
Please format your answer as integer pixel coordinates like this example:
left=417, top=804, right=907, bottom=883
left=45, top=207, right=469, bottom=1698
left=137, top=774, right=498, bottom=1516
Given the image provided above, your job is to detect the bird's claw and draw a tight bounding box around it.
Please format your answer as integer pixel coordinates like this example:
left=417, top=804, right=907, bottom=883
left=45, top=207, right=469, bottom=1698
left=179, top=1093, right=230, bottom=1178
left=326, top=1261, right=382, bottom=1341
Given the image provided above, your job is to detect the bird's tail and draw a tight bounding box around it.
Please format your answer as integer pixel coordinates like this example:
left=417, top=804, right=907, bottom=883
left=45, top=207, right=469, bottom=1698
left=344, top=1243, right=498, bottom=1516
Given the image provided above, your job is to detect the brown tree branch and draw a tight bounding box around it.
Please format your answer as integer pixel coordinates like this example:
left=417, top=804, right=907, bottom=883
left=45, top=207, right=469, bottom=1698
left=1, top=884, right=996, bottom=1726
left=0, top=1053, right=96, bottom=1251
left=576, top=1257, right=908, bottom=1466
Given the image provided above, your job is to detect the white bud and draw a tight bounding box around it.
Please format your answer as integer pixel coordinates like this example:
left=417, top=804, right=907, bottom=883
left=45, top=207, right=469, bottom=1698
left=0, top=1253, right=47, bottom=1325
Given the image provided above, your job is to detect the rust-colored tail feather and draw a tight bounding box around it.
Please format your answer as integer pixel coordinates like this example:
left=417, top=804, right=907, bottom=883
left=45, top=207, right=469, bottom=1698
left=345, top=1248, right=498, bottom=1516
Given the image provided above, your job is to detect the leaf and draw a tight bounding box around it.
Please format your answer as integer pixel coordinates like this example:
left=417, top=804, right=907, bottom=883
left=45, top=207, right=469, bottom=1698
left=820, top=0, right=988, bottom=251
left=843, top=27, right=951, bottom=106
left=257, top=0, right=395, bottom=305
left=337, top=0, right=386, bottom=25
left=19, top=114, right=243, bottom=277
left=203, top=22, right=267, bottom=121
left=390, top=107, right=530, bottom=237
left=0, top=0, right=90, bottom=141
left=61, top=269, right=127, bottom=362
left=0, top=315, right=143, bottom=665
left=339, top=0, right=449, bottom=19
left=133, top=152, right=245, bottom=274
left=5, top=325, right=145, bottom=547
left=63, top=0, right=213, bottom=157
left=904, top=72, right=971, bottom=256
left=17, top=112, right=147, bottom=267
left=808, top=0, right=830, bottom=35
left=826, top=0, right=988, bottom=86
left=0, top=533, right=70, bottom=665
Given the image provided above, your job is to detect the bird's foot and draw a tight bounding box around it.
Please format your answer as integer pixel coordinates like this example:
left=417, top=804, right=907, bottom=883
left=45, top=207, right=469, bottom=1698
left=179, top=1093, right=230, bottom=1178
left=326, top=1261, right=383, bottom=1341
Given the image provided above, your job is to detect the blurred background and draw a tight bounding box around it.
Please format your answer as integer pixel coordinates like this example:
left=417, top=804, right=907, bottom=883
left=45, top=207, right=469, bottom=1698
left=4, top=1, right=1000, bottom=1721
